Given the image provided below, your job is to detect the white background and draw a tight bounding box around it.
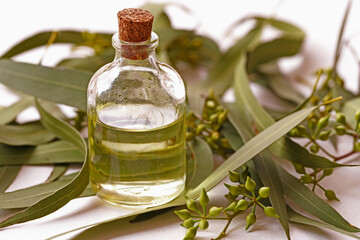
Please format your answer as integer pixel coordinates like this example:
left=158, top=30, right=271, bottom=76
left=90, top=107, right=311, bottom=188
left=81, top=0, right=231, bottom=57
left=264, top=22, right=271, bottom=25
left=1, top=0, right=360, bottom=239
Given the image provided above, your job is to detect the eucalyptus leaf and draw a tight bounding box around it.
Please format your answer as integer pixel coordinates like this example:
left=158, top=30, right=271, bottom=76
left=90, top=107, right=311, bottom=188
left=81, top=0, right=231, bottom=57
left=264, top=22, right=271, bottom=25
left=0, top=140, right=83, bottom=165
left=0, top=166, right=21, bottom=193
left=0, top=101, right=88, bottom=228
left=253, top=152, right=290, bottom=239
left=1, top=30, right=112, bottom=59
left=0, top=60, right=91, bottom=111
left=0, top=121, right=55, bottom=146
left=288, top=207, right=360, bottom=240
left=277, top=164, right=360, bottom=232
left=56, top=48, right=114, bottom=72
left=0, top=96, right=34, bottom=125
left=247, top=37, right=303, bottom=73
left=0, top=177, right=73, bottom=209
left=186, top=137, right=214, bottom=189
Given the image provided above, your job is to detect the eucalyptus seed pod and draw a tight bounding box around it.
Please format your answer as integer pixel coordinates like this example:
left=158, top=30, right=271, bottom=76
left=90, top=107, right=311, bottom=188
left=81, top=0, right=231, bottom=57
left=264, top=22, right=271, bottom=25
left=323, top=168, right=333, bottom=177
left=325, top=189, right=339, bottom=201
left=297, top=125, right=308, bottom=136
left=209, top=113, right=219, bottom=123
left=235, top=199, right=248, bottom=211
left=336, top=112, right=346, bottom=124
left=225, top=183, right=242, bottom=196
left=183, top=218, right=195, bottom=228
left=356, top=110, right=360, bottom=123
left=224, top=202, right=237, bottom=212
left=217, top=110, right=228, bottom=124
left=186, top=132, right=195, bottom=141
left=229, top=170, right=241, bottom=183
left=184, top=225, right=199, bottom=239
left=185, top=196, right=198, bottom=212
left=245, top=213, right=256, bottom=230
left=175, top=209, right=192, bottom=220
left=319, top=130, right=331, bottom=141
left=211, top=131, right=220, bottom=141
left=264, top=207, right=279, bottom=218
left=208, top=206, right=223, bottom=217
left=334, top=126, right=346, bottom=135
left=199, top=220, right=209, bottom=230
left=317, top=115, right=330, bottom=130
left=289, top=127, right=301, bottom=137
left=310, top=144, right=319, bottom=154
left=245, top=176, right=256, bottom=192
left=199, top=188, right=209, bottom=209
left=293, top=162, right=306, bottom=174
left=258, top=187, right=270, bottom=198
left=206, top=100, right=216, bottom=109
left=196, top=124, right=205, bottom=134
left=301, top=174, right=314, bottom=184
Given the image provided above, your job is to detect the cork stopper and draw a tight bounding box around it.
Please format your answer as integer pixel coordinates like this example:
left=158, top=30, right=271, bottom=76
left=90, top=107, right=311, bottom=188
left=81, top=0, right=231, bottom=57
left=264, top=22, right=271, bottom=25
left=117, top=8, right=154, bottom=42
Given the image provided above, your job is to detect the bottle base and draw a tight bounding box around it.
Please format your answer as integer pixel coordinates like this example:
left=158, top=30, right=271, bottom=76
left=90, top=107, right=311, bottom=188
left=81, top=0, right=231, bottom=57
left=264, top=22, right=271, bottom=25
left=91, top=177, right=185, bottom=207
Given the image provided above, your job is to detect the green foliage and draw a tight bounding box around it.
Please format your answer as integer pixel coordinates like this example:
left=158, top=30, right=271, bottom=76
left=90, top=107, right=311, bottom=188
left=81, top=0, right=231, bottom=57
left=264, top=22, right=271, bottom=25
left=0, top=1, right=359, bottom=240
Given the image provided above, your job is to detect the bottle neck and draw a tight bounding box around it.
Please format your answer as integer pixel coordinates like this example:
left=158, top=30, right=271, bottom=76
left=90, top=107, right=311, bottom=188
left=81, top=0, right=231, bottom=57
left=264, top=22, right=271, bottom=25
left=112, top=32, right=158, bottom=61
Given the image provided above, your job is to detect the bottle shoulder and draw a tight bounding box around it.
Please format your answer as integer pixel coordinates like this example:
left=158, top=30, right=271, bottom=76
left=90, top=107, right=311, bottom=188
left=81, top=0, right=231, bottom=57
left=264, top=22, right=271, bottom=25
left=87, top=59, right=186, bottom=110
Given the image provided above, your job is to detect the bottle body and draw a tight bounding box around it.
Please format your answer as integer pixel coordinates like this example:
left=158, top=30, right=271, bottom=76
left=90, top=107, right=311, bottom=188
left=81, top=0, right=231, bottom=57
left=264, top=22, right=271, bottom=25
left=87, top=33, right=186, bottom=206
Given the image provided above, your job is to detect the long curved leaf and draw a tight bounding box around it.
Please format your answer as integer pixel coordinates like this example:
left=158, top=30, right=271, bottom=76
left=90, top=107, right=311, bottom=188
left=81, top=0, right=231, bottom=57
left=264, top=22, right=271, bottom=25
left=0, top=140, right=83, bottom=165
left=46, top=164, right=68, bottom=183
left=0, top=122, right=55, bottom=146
left=1, top=30, right=112, bottom=59
left=0, top=60, right=91, bottom=111
left=0, top=100, right=88, bottom=228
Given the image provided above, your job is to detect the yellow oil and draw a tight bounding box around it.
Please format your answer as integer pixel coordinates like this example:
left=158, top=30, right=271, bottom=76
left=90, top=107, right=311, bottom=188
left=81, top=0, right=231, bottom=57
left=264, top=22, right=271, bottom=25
left=88, top=105, right=186, bottom=206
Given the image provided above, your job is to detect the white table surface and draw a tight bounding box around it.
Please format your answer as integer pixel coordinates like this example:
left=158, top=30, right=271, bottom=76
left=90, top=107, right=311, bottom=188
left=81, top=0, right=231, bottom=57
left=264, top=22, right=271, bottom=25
left=1, top=0, right=360, bottom=239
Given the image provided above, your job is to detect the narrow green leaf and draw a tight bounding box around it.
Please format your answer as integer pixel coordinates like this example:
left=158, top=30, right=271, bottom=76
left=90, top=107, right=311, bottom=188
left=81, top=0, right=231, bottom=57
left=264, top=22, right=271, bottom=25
left=0, top=140, right=83, bottom=165
left=0, top=96, right=34, bottom=125
left=0, top=121, right=55, bottom=146
left=56, top=48, right=114, bottom=72
left=277, top=164, right=360, bottom=232
left=247, top=37, right=303, bottom=73
left=253, top=152, right=290, bottom=239
left=288, top=207, right=360, bottom=240
left=0, top=101, right=88, bottom=228
left=187, top=105, right=317, bottom=199
left=46, top=164, right=68, bottom=183
left=0, top=166, right=21, bottom=193
left=233, top=54, right=346, bottom=169
left=1, top=30, right=112, bottom=59
left=343, top=97, right=360, bottom=128
left=186, top=137, right=214, bottom=189
left=254, top=17, right=305, bottom=37
left=0, top=60, right=91, bottom=111
left=0, top=177, right=73, bottom=209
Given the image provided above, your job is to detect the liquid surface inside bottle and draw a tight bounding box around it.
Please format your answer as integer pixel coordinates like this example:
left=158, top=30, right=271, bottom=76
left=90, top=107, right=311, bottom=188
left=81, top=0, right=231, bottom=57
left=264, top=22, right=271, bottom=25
left=88, top=102, right=186, bottom=206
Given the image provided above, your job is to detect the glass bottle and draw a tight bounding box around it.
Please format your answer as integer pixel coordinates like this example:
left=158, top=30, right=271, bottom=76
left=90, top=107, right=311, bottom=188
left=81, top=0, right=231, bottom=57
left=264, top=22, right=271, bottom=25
left=87, top=9, right=186, bottom=207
